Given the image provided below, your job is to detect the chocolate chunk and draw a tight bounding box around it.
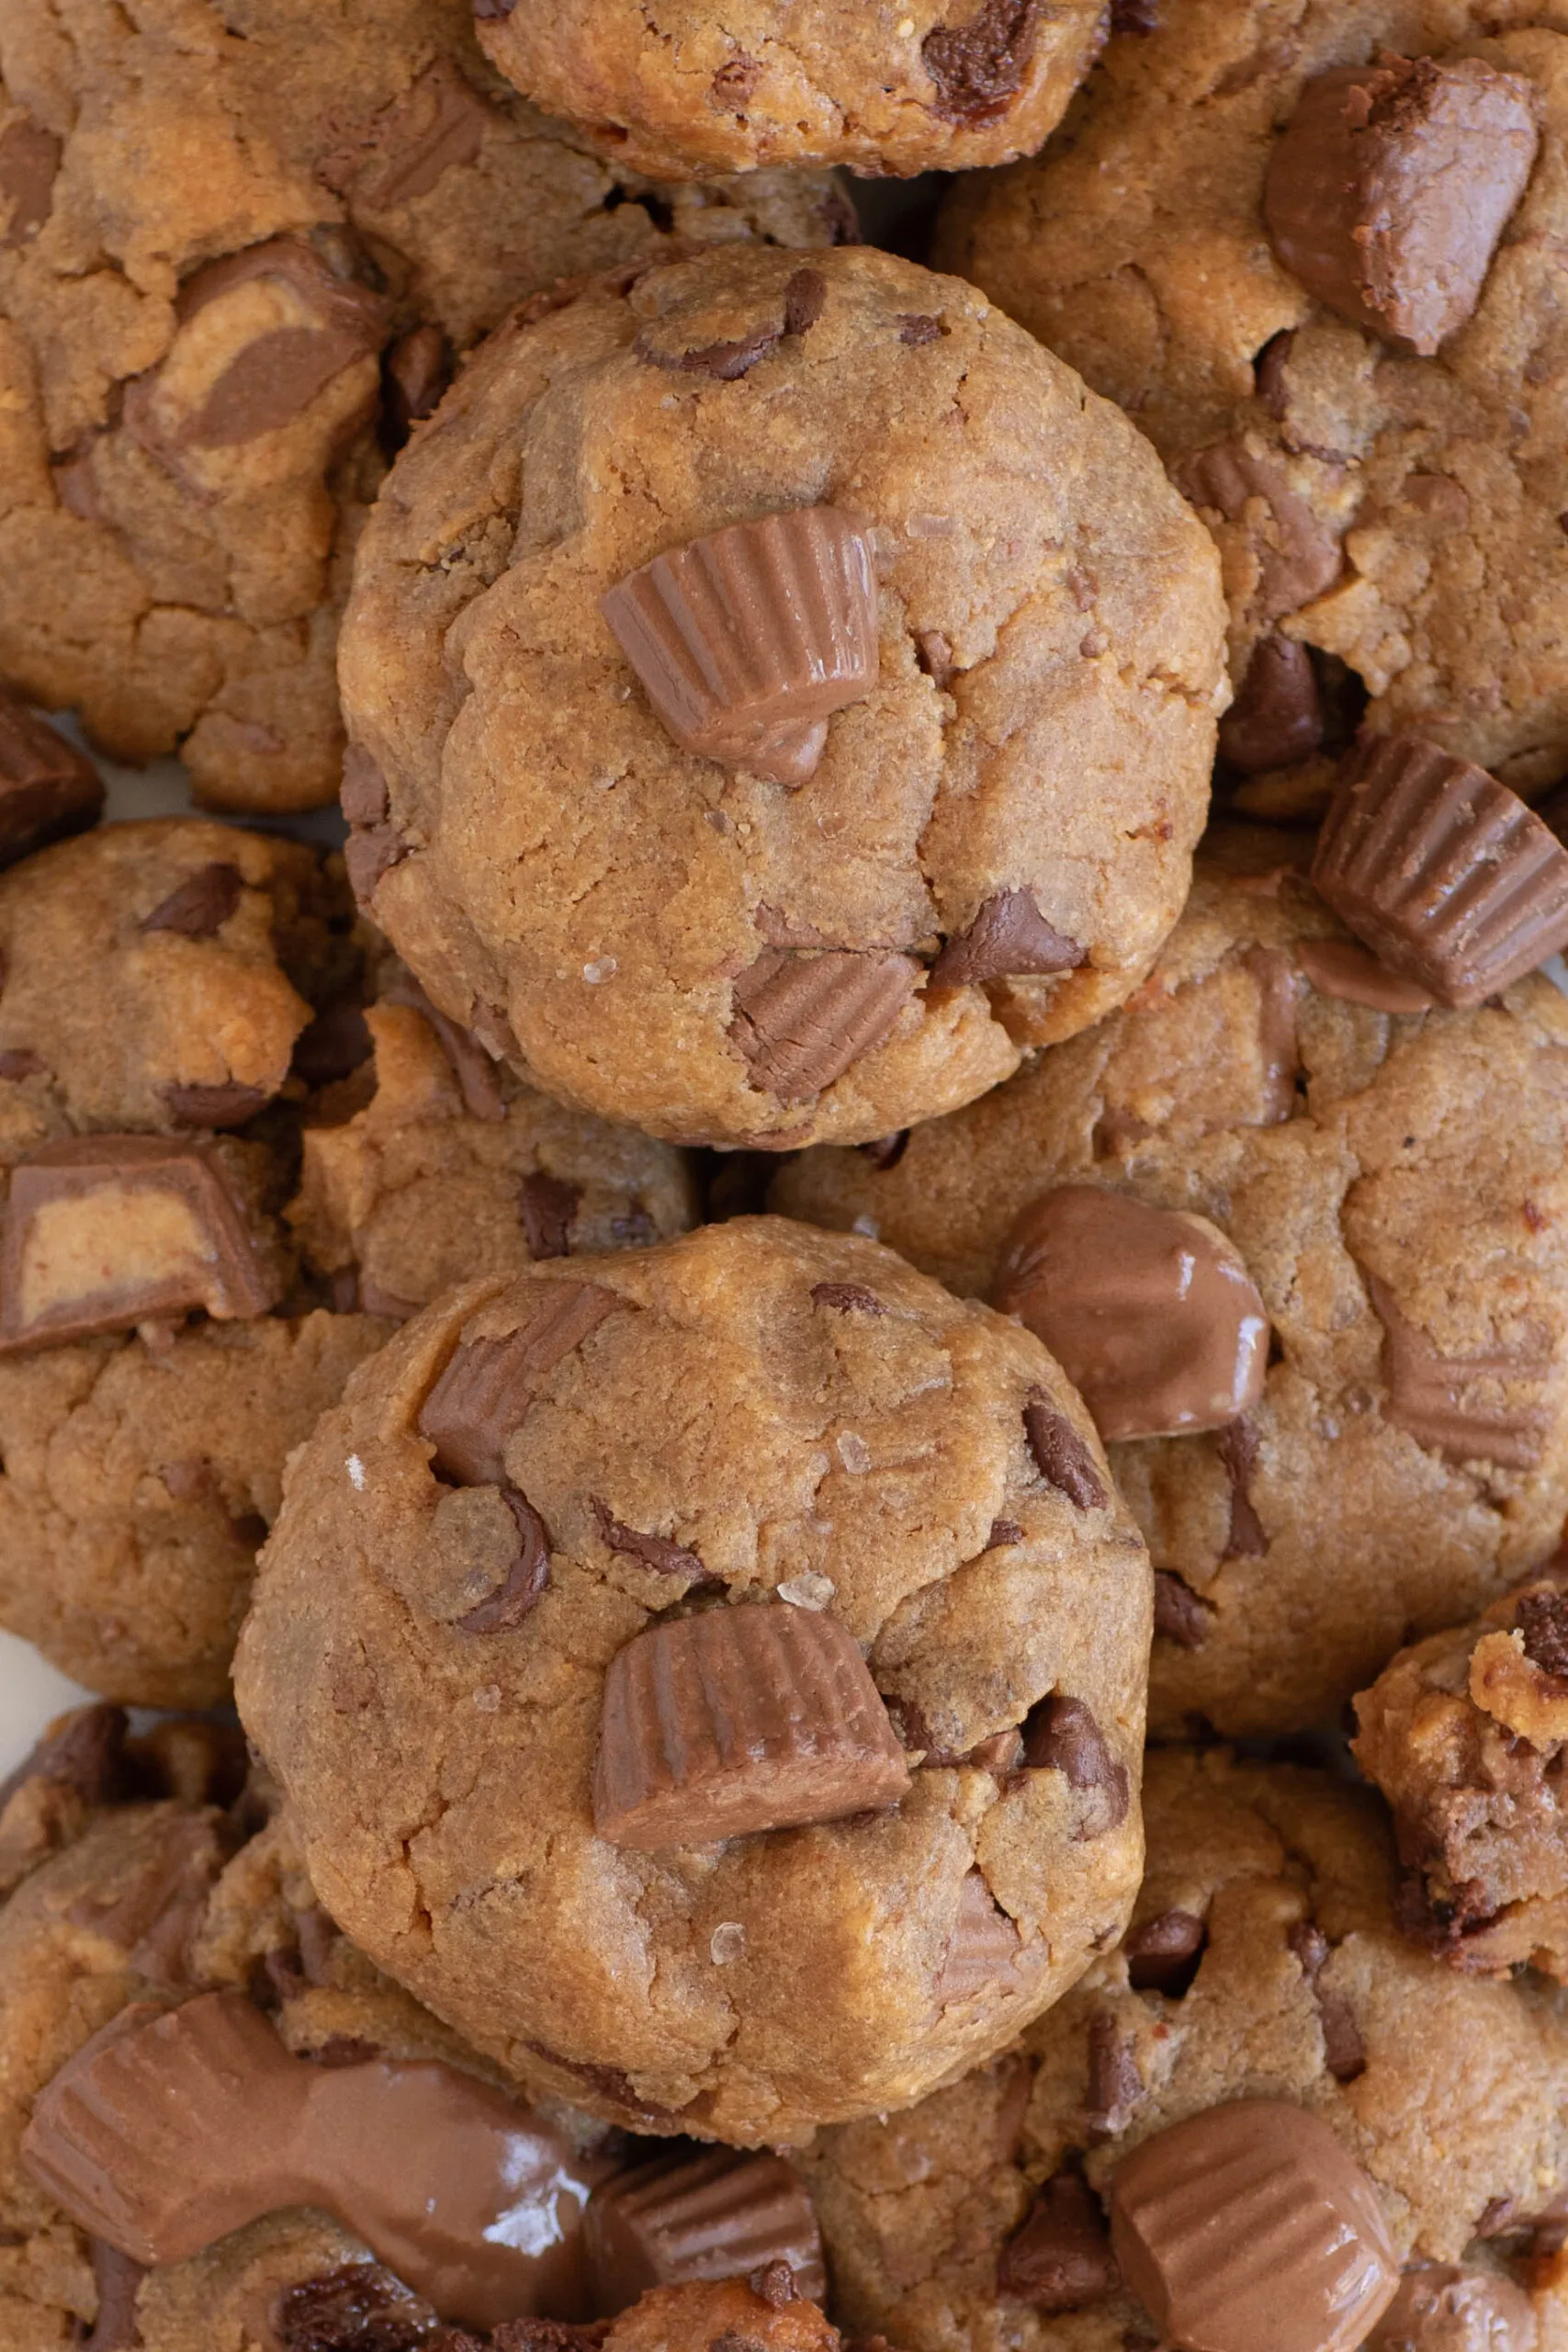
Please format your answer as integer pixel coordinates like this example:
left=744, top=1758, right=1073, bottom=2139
left=602, top=507, right=879, bottom=785
left=998, top=2172, right=1119, bottom=2312
left=420, top=1282, right=623, bottom=1485
left=458, top=1490, right=551, bottom=1634
left=749, top=2261, right=798, bottom=2310
left=141, top=862, right=243, bottom=939
left=783, top=268, right=827, bottom=337
left=1109, top=2100, right=1400, bottom=2352
left=161, top=1081, right=271, bottom=1129
left=1239, top=944, right=1302, bottom=1118
left=519, top=1171, right=581, bottom=1261
left=1125, top=1908, right=1207, bottom=1996
left=1177, top=443, right=1341, bottom=625
left=1021, top=1695, right=1129, bottom=1836
left=728, top=948, right=918, bottom=1102
left=385, top=323, right=452, bottom=442
left=860, top=1130, right=908, bottom=1170
left=1215, top=1419, right=1267, bottom=1558
left=922, top=0, right=1043, bottom=125
left=1312, top=734, right=1568, bottom=1007
left=341, top=744, right=390, bottom=827
left=274, top=2263, right=436, bottom=2352
left=360, top=60, right=492, bottom=209
left=69, top=1810, right=229, bottom=1986
left=1153, top=1571, right=1211, bottom=1649
left=1297, top=940, right=1436, bottom=1014
left=583, top=2148, right=825, bottom=2315
left=82, top=2240, right=147, bottom=2352
left=933, top=1869, right=1023, bottom=2003
left=1218, top=636, right=1324, bottom=773
left=592, top=1600, right=909, bottom=1849
left=988, top=1519, right=1024, bottom=1547
left=0, top=1048, right=44, bottom=1080
left=0, top=692, right=104, bottom=866
left=1264, top=56, right=1539, bottom=356
left=0, top=1136, right=281, bottom=1351
left=1517, top=1589, right=1568, bottom=1679
left=592, top=1497, right=707, bottom=1584
left=1022, top=1390, right=1108, bottom=1510
left=998, top=1188, right=1270, bottom=1442
left=1364, top=2267, right=1538, bottom=2352
left=0, top=1702, right=129, bottom=1819
left=1288, top=1924, right=1366, bottom=2084
left=378, top=970, right=505, bottom=1123
left=0, top=113, right=61, bottom=247
left=810, top=1281, right=887, bottom=1315
left=898, top=314, right=943, bottom=345
left=637, top=324, right=784, bottom=381
left=291, top=1001, right=373, bottom=1088
left=1364, top=1272, right=1547, bottom=1471
left=1084, top=2013, right=1143, bottom=2140
left=931, top=890, right=1085, bottom=989
left=344, top=823, right=405, bottom=906
left=172, top=239, right=386, bottom=447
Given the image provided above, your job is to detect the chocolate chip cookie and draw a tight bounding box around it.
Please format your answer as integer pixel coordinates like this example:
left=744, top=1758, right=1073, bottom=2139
left=471, top=0, right=1106, bottom=179
left=235, top=1216, right=1152, bottom=2146
left=773, top=860, right=1568, bottom=1735
left=805, top=1746, right=1568, bottom=2352
left=339, top=242, right=1226, bottom=1148
left=939, top=3, right=1568, bottom=815
left=0, top=0, right=853, bottom=814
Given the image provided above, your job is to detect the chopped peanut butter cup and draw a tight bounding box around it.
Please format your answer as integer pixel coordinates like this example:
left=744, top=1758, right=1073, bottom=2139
left=0, top=690, right=104, bottom=867
left=601, top=506, right=878, bottom=785
left=419, top=1282, right=623, bottom=1486
left=1265, top=55, right=1539, bottom=357
left=0, top=1136, right=282, bottom=1352
left=584, top=2148, right=825, bottom=2316
left=1312, top=735, right=1568, bottom=1006
left=728, top=948, right=919, bottom=1105
left=592, top=1599, right=910, bottom=1848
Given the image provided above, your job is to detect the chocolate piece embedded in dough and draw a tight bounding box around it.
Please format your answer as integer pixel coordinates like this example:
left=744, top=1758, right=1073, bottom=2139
left=584, top=2147, right=825, bottom=2316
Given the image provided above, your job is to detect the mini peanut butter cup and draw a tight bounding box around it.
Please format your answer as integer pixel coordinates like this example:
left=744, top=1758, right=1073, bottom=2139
left=592, top=1600, right=909, bottom=1849
left=1312, top=734, right=1568, bottom=1007
left=601, top=506, right=878, bottom=784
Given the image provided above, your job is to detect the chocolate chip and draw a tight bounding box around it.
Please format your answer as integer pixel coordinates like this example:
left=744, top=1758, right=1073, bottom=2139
left=161, top=1081, right=270, bottom=1129
left=1023, top=1391, right=1108, bottom=1511
left=1021, top=1695, right=1129, bottom=1833
left=583, top=2148, right=825, bottom=2315
left=82, top=2241, right=146, bottom=2352
left=784, top=268, right=827, bottom=337
left=1153, top=1570, right=1211, bottom=1649
left=0, top=689, right=105, bottom=865
left=922, top=0, right=1043, bottom=125
left=1176, top=442, right=1341, bottom=627
left=749, top=2263, right=798, bottom=2310
left=458, top=1489, right=552, bottom=1634
left=1287, top=1922, right=1366, bottom=2082
left=274, top=2264, right=437, bottom=2352
left=1517, top=1589, right=1568, bottom=1679
left=592, top=1497, right=707, bottom=1583
left=384, top=323, right=451, bottom=444
left=810, top=1281, right=887, bottom=1315
left=728, top=948, right=918, bottom=1102
left=291, top=1001, right=373, bottom=1089
left=1083, top=2012, right=1143, bottom=2139
left=141, top=862, right=244, bottom=939
left=1217, top=636, right=1324, bottom=774
left=636, top=324, right=783, bottom=381
left=419, top=1283, right=624, bottom=1486
left=592, top=1600, right=910, bottom=1849
left=0, top=113, right=61, bottom=248
left=518, top=1171, right=581, bottom=1261
left=860, top=1130, right=908, bottom=1170
left=988, top=1519, right=1024, bottom=1546
left=1215, top=1419, right=1267, bottom=1557
left=931, top=890, right=1085, bottom=989
left=0, top=1048, right=44, bottom=1080
left=898, top=314, right=943, bottom=345
left=0, top=1702, right=129, bottom=1820
left=1264, top=55, right=1540, bottom=356
left=998, top=2172, right=1119, bottom=2311
left=1254, top=329, right=1294, bottom=416
left=1124, top=1908, right=1207, bottom=1995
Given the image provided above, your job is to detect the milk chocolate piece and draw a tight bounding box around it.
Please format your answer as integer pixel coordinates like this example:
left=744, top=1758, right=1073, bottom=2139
left=1214, top=1417, right=1268, bottom=1557
left=1264, top=57, right=1539, bottom=356
left=601, top=507, right=878, bottom=785
left=0, top=113, right=61, bottom=247
left=1298, top=939, right=1435, bottom=1013
left=69, top=1810, right=230, bottom=1987
left=379, top=971, right=505, bottom=1123
left=1084, top=2014, right=1143, bottom=2141
left=592, top=1498, right=707, bottom=1584
left=1364, top=2266, right=1538, bottom=2352
left=1365, top=1272, right=1547, bottom=1470
left=1154, top=1570, right=1211, bottom=1649
left=141, top=862, right=243, bottom=939
left=0, top=690, right=105, bottom=865
left=729, top=948, right=919, bottom=1102
left=359, top=59, right=492, bottom=209
left=1021, top=1694, right=1129, bottom=1834
left=1288, top=1922, right=1366, bottom=2083
left=1023, top=1390, right=1108, bottom=1510
left=923, top=0, right=1043, bottom=125
left=584, top=2149, right=825, bottom=2317
left=592, top=1600, right=909, bottom=1849
left=0, top=1136, right=281, bottom=1352
left=172, top=239, right=386, bottom=448
left=934, top=1870, right=1023, bottom=2002
left=1109, top=2100, right=1400, bottom=2352
left=998, top=2172, right=1118, bottom=2312
left=1517, top=1589, right=1568, bottom=1678
left=0, top=1702, right=128, bottom=1820
left=995, top=1187, right=1270, bottom=1441
left=1312, top=736, right=1568, bottom=1006
left=519, top=1171, right=581, bottom=1261
left=419, top=1282, right=623, bottom=1486
left=458, top=1489, right=551, bottom=1634
left=1125, top=1907, right=1206, bottom=1994
left=931, top=891, right=1085, bottom=989
left=1218, top=637, right=1324, bottom=773
left=22, top=1992, right=605, bottom=2330
left=1177, top=444, right=1341, bottom=625
left=83, top=2241, right=146, bottom=2352
left=274, top=2265, right=435, bottom=2352
left=385, top=322, right=452, bottom=442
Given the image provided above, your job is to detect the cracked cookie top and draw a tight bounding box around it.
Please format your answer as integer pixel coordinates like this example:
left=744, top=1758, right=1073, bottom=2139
left=234, top=1216, right=1152, bottom=2147
left=939, top=2, right=1568, bottom=819
left=805, top=1747, right=1568, bottom=2352
left=470, top=0, right=1107, bottom=179
left=338, top=243, right=1226, bottom=1148
left=773, top=860, right=1568, bottom=1735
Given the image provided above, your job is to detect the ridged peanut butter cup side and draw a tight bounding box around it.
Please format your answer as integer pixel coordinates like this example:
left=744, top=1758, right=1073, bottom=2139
left=584, top=2148, right=825, bottom=2315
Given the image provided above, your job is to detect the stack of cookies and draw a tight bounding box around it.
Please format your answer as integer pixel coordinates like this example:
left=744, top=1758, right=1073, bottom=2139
left=5, top=5, right=1568, bottom=2350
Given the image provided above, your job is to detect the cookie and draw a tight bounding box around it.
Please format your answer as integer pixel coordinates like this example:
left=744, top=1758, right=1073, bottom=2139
left=0, top=0, right=853, bottom=814
left=772, top=860, right=1568, bottom=1735
left=338, top=242, right=1226, bottom=1148
left=1354, top=1564, right=1568, bottom=1982
left=288, top=960, right=697, bottom=1318
left=938, top=3, right=1568, bottom=814
left=0, top=1705, right=832, bottom=2349
left=804, top=1746, right=1568, bottom=2352
left=471, top=0, right=1106, bottom=179
left=234, top=1216, right=1151, bottom=2147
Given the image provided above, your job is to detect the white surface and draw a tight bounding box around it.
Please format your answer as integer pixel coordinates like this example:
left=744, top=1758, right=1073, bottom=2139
left=0, top=1628, right=96, bottom=1777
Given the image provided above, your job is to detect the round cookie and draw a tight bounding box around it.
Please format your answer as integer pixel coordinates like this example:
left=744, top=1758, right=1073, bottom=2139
left=772, top=860, right=1568, bottom=1735
left=939, top=2, right=1568, bottom=811
left=470, top=0, right=1107, bottom=180
left=338, top=242, right=1226, bottom=1148
left=804, top=1746, right=1568, bottom=2352
left=0, top=0, right=853, bottom=814
left=235, top=1216, right=1152, bottom=2147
